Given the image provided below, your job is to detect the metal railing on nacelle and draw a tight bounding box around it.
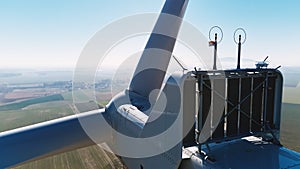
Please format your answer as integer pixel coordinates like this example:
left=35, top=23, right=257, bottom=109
left=193, top=68, right=283, bottom=146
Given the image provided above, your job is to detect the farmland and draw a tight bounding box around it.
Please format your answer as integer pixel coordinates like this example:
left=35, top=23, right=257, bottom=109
left=280, top=103, right=300, bottom=151
left=12, top=145, right=124, bottom=169
left=0, top=92, right=125, bottom=169
left=0, top=94, right=64, bottom=111
left=0, top=101, right=73, bottom=132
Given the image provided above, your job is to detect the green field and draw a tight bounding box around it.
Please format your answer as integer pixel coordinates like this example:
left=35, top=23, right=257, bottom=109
left=0, top=94, right=64, bottom=111
left=279, top=85, right=300, bottom=152
left=0, top=101, right=73, bottom=132
left=283, top=87, right=300, bottom=104
left=12, top=145, right=124, bottom=169
left=280, top=103, right=300, bottom=152
left=0, top=98, right=124, bottom=169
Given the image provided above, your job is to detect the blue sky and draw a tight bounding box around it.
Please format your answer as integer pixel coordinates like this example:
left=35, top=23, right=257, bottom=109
left=0, top=0, right=299, bottom=69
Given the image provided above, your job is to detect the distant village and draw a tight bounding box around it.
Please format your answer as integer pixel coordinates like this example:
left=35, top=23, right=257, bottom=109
left=0, top=80, right=111, bottom=104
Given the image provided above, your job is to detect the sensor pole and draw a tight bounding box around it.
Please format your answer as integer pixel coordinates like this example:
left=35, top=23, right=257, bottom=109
left=213, top=33, right=217, bottom=70
left=237, top=35, right=241, bottom=69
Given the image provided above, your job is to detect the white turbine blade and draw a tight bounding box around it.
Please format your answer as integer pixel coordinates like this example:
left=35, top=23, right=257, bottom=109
left=129, top=0, right=189, bottom=98
left=0, top=109, right=110, bottom=168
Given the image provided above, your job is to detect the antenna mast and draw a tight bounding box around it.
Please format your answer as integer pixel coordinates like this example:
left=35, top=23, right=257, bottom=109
left=209, top=26, right=223, bottom=70
left=234, top=28, right=246, bottom=69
